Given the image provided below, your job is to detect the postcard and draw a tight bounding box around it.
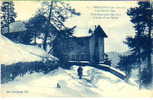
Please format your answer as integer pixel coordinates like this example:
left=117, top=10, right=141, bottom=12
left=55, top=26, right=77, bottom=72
left=0, top=0, right=153, bottom=98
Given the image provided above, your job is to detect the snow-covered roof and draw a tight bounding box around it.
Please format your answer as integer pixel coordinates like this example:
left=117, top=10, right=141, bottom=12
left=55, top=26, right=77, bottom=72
left=73, top=25, right=107, bottom=38
left=9, top=21, right=27, bottom=33
left=94, top=25, right=108, bottom=37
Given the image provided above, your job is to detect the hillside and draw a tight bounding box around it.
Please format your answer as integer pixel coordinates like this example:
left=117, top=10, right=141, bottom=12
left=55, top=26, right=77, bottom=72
left=0, top=35, right=56, bottom=65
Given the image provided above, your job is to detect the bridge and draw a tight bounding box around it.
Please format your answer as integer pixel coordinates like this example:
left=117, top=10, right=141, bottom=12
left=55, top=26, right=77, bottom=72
left=67, top=61, right=127, bottom=80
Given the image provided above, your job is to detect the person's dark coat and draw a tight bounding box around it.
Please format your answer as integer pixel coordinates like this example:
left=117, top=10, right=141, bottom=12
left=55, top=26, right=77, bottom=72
left=77, top=66, right=83, bottom=79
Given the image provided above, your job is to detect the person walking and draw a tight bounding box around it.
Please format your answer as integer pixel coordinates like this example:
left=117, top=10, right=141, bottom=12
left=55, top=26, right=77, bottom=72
left=77, top=66, right=83, bottom=79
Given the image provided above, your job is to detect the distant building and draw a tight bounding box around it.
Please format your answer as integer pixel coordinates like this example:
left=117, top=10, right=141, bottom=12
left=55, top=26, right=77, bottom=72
left=3, top=21, right=28, bottom=44
left=3, top=21, right=45, bottom=45
left=53, top=25, right=108, bottom=64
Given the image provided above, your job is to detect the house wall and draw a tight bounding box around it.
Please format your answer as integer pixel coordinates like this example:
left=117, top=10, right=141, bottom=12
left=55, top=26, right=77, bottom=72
left=89, top=35, right=104, bottom=63
left=61, top=37, right=90, bottom=61
left=53, top=34, right=105, bottom=63
left=98, top=37, right=104, bottom=63
left=89, top=35, right=96, bottom=63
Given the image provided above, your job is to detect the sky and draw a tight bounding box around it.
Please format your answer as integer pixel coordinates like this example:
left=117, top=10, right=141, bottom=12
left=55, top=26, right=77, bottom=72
left=13, top=1, right=138, bottom=53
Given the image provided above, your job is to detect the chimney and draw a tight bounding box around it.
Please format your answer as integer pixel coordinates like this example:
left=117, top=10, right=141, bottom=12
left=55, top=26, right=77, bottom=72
left=95, top=25, right=97, bottom=29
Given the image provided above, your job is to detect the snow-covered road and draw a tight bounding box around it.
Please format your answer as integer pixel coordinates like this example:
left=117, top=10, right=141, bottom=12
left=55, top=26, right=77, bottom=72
left=1, top=66, right=152, bottom=97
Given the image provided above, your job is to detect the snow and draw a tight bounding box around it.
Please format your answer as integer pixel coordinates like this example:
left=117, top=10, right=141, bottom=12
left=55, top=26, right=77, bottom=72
left=9, top=21, right=27, bottom=33
left=99, top=64, right=126, bottom=76
left=1, top=66, right=152, bottom=97
left=0, top=35, right=52, bottom=65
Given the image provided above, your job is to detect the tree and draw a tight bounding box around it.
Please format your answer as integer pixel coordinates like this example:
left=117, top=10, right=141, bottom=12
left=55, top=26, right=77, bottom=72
left=117, top=47, right=143, bottom=79
left=119, top=1, right=153, bottom=87
left=25, top=14, right=49, bottom=45
left=1, top=1, right=16, bottom=34
left=52, top=25, right=76, bottom=63
left=37, top=1, right=80, bottom=51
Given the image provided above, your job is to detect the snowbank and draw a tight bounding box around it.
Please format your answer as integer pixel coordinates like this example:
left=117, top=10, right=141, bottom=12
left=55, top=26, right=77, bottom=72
left=1, top=66, right=152, bottom=97
left=99, top=64, right=126, bottom=76
left=0, top=35, right=50, bottom=65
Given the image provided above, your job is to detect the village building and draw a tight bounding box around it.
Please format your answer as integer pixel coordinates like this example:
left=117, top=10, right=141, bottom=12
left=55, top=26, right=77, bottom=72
left=53, top=25, right=108, bottom=64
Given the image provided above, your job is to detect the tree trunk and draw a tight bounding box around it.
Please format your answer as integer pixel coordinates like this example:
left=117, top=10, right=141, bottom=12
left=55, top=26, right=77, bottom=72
left=8, top=3, right=10, bottom=34
left=34, top=32, right=37, bottom=45
left=1, top=25, right=3, bottom=34
left=43, top=33, right=48, bottom=50
left=43, top=1, right=54, bottom=51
